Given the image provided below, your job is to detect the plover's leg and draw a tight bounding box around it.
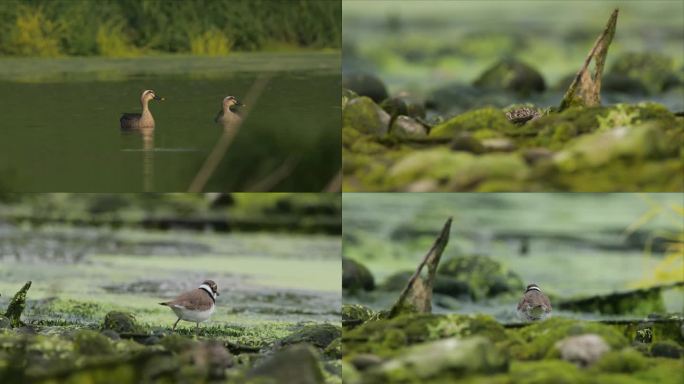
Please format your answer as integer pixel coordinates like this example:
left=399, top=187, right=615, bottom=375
left=172, top=318, right=180, bottom=331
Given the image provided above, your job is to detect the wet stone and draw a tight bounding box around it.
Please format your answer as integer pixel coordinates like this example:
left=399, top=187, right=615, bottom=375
left=343, top=257, right=375, bottom=293
left=555, top=334, right=610, bottom=367
left=473, top=58, right=546, bottom=94
left=343, top=73, right=389, bottom=103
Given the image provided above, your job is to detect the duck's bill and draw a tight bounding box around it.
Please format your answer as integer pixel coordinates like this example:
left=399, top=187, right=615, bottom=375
left=154, top=96, right=165, bottom=101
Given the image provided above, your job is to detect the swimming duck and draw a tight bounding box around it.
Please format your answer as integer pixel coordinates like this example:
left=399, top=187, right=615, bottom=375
left=120, top=90, right=164, bottom=129
left=214, top=96, right=244, bottom=127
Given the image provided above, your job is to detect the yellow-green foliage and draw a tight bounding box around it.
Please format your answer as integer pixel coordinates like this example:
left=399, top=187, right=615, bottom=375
left=597, top=104, right=641, bottom=131
left=8, top=5, right=61, bottom=57
left=96, top=22, right=138, bottom=57
left=189, top=28, right=232, bottom=56
left=626, top=195, right=684, bottom=288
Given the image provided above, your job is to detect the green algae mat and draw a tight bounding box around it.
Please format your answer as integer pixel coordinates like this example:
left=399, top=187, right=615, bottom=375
left=0, top=223, right=342, bottom=383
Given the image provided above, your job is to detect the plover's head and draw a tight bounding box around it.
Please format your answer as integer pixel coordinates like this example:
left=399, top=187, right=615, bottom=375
left=141, top=89, right=164, bottom=102
left=525, top=284, right=541, bottom=293
left=200, top=280, right=219, bottom=298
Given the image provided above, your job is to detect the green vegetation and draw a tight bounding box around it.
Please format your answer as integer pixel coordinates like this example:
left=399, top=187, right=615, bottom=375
left=0, top=0, right=341, bottom=57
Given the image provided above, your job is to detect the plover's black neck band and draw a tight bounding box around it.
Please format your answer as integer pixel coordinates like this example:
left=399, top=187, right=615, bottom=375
left=199, top=285, right=216, bottom=304
left=526, top=286, right=541, bottom=293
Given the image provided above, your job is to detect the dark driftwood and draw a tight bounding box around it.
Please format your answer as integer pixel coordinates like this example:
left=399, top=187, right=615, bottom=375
left=559, top=9, right=619, bottom=111
left=504, top=317, right=681, bottom=329
left=389, top=218, right=452, bottom=318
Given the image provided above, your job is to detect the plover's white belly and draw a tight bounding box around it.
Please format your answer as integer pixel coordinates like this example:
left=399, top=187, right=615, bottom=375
left=171, top=305, right=215, bottom=323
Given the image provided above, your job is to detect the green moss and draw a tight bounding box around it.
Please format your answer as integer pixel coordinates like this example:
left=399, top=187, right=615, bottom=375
left=342, top=96, right=389, bottom=135
left=438, top=255, right=523, bottom=300
left=343, top=313, right=507, bottom=359
left=72, top=330, right=114, bottom=356
left=279, top=323, right=341, bottom=349
left=591, top=348, right=648, bottom=373
left=509, top=360, right=583, bottom=384
left=609, top=52, right=676, bottom=94
left=365, top=336, right=508, bottom=382
left=558, top=287, right=667, bottom=316
left=473, top=58, right=546, bottom=94
left=4, top=281, right=31, bottom=328
left=342, top=304, right=375, bottom=330
left=324, top=337, right=341, bottom=359
left=431, top=107, right=514, bottom=138
left=509, top=317, right=629, bottom=360
left=101, top=311, right=143, bottom=334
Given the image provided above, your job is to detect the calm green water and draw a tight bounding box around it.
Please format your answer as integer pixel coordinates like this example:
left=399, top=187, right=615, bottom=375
left=0, top=53, right=341, bottom=192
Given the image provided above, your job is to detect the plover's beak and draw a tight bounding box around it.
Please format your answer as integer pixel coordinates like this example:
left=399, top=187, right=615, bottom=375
left=154, top=95, right=165, bottom=101
left=216, top=292, right=220, bottom=296
left=236, top=101, right=244, bottom=107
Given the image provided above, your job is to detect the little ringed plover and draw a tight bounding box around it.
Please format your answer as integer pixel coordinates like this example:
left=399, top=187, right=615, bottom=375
left=160, top=280, right=218, bottom=334
left=517, top=283, right=551, bottom=321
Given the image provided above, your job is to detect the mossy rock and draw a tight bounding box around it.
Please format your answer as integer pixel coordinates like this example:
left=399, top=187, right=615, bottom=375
left=380, top=95, right=426, bottom=119
left=247, top=344, right=325, bottom=384
left=591, top=348, right=649, bottom=373
left=650, top=340, right=683, bottom=358
left=342, top=304, right=375, bottom=329
left=510, top=317, right=629, bottom=360
left=558, top=287, right=667, bottom=316
left=342, top=88, right=359, bottom=109
left=343, top=313, right=507, bottom=359
left=554, top=124, right=669, bottom=172
left=363, top=336, right=508, bottom=382
left=608, top=52, right=676, bottom=94
left=324, top=337, right=342, bottom=359
left=473, top=58, right=546, bottom=94
left=438, top=255, right=523, bottom=300
left=101, top=311, right=143, bottom=334
left=279, top=324, right=341, bottom=349
left=342, top=73, right=389, bottom=103
left=160, top=334, right=198, bottom=354
left=431, top=107, right=514, bottom=138
left=343, top=257, right=375, bottom=293
left=343, top=96, right=390, bottom=135
left=71, top=330, right=115, bottom=356
left=390, top=116, right=428, bottom=137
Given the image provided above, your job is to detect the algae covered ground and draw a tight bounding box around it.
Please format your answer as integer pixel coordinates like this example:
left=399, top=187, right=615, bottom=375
left=0, top=194, right=342, bottom=383
left=342, top=193, right=684, bottom=383
left=342, top=1, right=684, bottom=192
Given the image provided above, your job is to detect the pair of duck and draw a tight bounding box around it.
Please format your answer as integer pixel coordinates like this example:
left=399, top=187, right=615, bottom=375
left=119, top=90, right=243, bottom=129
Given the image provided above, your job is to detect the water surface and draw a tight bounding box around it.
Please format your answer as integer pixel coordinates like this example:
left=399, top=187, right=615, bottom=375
left=0, top=53, right=341, bottom=192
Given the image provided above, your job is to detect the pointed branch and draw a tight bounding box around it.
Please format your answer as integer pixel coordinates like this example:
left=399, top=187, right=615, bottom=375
left=389, top=218, right=452, bottom=318
left=559, top=9, right=619, bottom=111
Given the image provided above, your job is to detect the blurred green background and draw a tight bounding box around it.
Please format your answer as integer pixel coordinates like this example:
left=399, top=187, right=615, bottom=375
left=343, top=0, right=683, bottom=108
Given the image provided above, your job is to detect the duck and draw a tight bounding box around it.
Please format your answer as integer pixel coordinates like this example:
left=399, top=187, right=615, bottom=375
left=214, top=96, right=244, bottom=127
left=120, top=90, right=164, bottom=129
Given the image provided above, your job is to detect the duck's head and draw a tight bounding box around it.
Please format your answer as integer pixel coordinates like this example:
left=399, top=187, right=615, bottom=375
left=223, top=96, right=244, bottom=110
left=141, top=89, right=164, bottom=103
